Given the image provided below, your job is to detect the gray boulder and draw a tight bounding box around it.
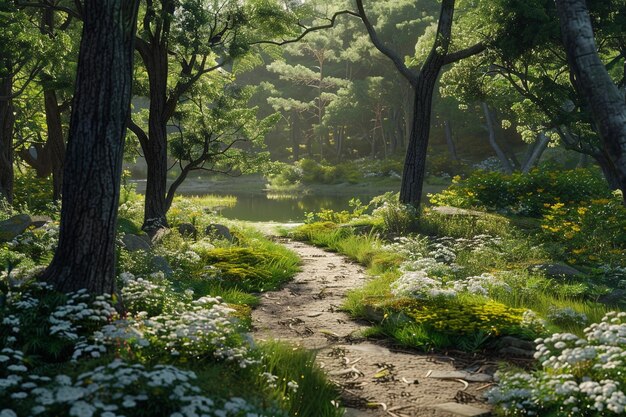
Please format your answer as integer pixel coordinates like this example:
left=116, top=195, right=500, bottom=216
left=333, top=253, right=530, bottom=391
left=528, top=263, right=583, bottom=279
left=205, top=223, right=233, bottom=241
left=598, top=289, right=626, bottom=306
left=0, top=214, right=33, bottom=241
left=30, top=215, right=53, bottom=229
left=122, top=234, right=151, bottom=252
left=151, top=255, right=174, bottom=276
left=178, top=223, right=197, bottom=237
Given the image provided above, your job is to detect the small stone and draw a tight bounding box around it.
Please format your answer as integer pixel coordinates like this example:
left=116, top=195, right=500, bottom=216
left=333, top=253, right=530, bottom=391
left=205, top=223, right=233, bottom=241
left=151, top=255, right=174, bottom=276
left=122, top=234, right=151, bottom=252
left=307, top=312, right=324, bottom=317
left=178, top=222, right=197, bottom=237
left=433, top=402, right=491, bottom=416
left=528, top=263, right=583, bottom=279
left=428, top=370, right=493, bottom=383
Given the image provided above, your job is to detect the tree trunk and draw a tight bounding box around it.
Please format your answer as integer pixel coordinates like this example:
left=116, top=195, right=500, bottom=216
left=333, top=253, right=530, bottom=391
left=556, top=0, right=626, bottom=204
left=43, top=89, right=66, bottom=200
left=290, top=110, right=299, bottom=161
left=444, top=120, right=458, bottom=161
left=0, top=73, right=14, bottom=204
left=140, top=46, right=170, bottom=231
left=399, top=75, right=437, bottom=207
left=42, top=0, right=140, bottom=294
left=521, top=132, right=549, bottom=173
left=482, top=102, right=514, bottom=174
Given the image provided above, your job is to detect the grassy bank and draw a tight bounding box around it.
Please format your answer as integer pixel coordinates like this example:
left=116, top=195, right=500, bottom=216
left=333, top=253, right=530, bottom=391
left=0, top=192, right=342, bottom=417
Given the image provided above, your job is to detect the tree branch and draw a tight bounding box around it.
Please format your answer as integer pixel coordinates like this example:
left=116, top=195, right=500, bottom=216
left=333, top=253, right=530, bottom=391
left=250, top=10, right=360, bottom=46
left=354, top=0, right=418, bottom=87
left=443, top=42, right=486, bottom=65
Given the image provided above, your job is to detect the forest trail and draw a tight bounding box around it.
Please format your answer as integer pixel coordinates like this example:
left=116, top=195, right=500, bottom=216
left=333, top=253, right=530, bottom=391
left=251, top=237, right=493, bottom=417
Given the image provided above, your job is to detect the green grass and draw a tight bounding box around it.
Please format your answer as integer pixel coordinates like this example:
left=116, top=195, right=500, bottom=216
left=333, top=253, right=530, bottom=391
left=259, top=342, right=344, bottom=417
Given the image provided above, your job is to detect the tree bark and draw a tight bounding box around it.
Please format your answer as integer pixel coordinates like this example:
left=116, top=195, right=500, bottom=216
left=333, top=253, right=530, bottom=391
left=556, top=0, right=626, bottom=204
left=0, top=73, right=14, bottom=204
left=357, top=0, right=484, bottom=208
left=482, top=102, right=514, bottom=174
left=42, top=0, right=140, bottom=294
left=44, top=88, right=66, bottom=201
left=444, top=120, right=458, bottom=161
left=137, top=41, right=170, bottom=231
left=521, top=132, right=549, bottom=173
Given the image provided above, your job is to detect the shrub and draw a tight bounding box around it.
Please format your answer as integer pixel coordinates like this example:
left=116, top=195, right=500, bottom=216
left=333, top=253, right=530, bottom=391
left=429, top=168, right=611, bottom=217
left=488, top=312, right=626, bottom=416
left=540, top=195, right=626, bottom=265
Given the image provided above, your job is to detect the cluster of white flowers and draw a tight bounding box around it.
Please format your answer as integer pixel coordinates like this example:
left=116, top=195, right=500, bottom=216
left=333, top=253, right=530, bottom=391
left=546, top=306, right=588, bottom=326
left=488, top=312, right=626, bottom=416
left=391, top=270, right=457, bottom=299
left=452, top=273, right=510, bottom=296
left=49, top=290, right=117, bottom=341
left=428, top=242, right=457, bottom=264
left=1, top=355, right=283, bottom=417
left=392, top=270, right=508, bottom=300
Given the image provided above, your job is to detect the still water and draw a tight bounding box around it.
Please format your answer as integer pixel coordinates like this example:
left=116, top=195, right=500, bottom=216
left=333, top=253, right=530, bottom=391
left=215, top=193, right=373, bottom=222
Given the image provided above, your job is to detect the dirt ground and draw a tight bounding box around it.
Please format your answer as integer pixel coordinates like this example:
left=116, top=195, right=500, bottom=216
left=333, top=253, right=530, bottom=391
left=251, top=237, right=494, bottom=417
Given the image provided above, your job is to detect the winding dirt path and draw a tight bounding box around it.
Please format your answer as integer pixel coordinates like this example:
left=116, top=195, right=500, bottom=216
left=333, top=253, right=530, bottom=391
left=252, top=237, right=492, bottom=417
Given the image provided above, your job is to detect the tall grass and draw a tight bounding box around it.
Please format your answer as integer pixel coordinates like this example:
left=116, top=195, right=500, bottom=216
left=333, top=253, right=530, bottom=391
left=259, top=342, right=343, bottom=417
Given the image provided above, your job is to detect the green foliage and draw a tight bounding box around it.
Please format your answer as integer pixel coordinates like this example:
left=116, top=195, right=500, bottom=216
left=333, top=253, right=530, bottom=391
left=540, top=195, right=626, bottom=265
left=12, top=170, right=56, bottom=215
left=429, top=168, right=611, bottom=217
left=260, top=342, right=343, bottom=417
left=370, top=192, right=417, bottom=235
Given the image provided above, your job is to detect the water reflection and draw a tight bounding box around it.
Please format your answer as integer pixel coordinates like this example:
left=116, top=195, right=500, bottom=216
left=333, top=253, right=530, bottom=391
left=216, top=193, right=372, bottom=222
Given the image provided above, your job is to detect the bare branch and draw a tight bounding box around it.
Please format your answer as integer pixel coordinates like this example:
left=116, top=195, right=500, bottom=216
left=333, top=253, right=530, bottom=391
left=250, top=10, right=360, bottom=47
left=354, top=0, right=418, bottom=87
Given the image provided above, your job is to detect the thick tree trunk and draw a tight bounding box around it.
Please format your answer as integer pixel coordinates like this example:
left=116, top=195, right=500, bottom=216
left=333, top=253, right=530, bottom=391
left=140, top=46, right=170, bottom=231
left=0, top=74, right=14, bottom=204
left=556, top=0, right=626, bottom=204
left=482, top=102, right=513, bottom=174
left=42, top=0, right=139, bottom=294
left=399, top=75, right=437, bottom=207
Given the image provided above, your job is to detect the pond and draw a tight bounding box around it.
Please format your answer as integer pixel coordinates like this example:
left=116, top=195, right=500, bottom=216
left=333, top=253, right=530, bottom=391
left=213, top=193, right=374, bottom=222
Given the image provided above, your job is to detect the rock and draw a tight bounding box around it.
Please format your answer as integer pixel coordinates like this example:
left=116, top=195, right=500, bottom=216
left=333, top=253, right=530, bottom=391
left=528, top=263, right=583, bottom=279
left=151, top=255, right=174, bottom=276
left=177, top=222, right=197, bottom=237
left=498, top=346, right=535, bottom=358
left=433, top=403, right=491, bottom=417
left=598, top=289, right=626, bottom=306
left=342, top=343, right=391, bottom=356
left=30, top=215, right=52, bottom=229
left=500, top=336, right=536, bottom=351
left=205, top=223, right=233, bottom=241
left=427, top=370, right=493, bottom=383
left=122, top=234, right=151, bottom=252
left=0, top=214, right=33, bottom=241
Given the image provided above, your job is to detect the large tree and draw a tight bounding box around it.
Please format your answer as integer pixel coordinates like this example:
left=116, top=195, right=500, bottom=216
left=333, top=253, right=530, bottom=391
left=42, top=0, right=140, bottom=294
left=128, top=0, right=303, bottom=232
left=356, top=0, right=484, bottom=207
left=0, top=2, right=44, bottom=204
left=555, top=0, right=626, bottom=204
